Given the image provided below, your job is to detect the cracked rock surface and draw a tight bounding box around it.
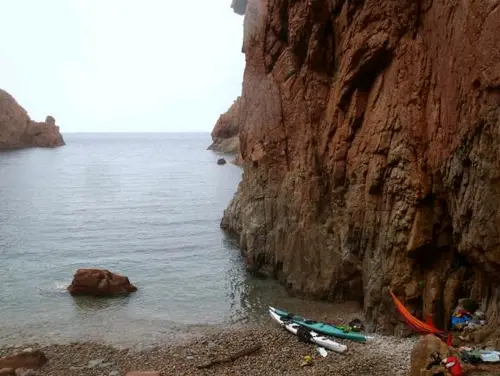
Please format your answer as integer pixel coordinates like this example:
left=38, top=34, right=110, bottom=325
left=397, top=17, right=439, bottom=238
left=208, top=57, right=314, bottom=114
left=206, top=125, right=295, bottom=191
left=217, top=0, right=500, bottom=342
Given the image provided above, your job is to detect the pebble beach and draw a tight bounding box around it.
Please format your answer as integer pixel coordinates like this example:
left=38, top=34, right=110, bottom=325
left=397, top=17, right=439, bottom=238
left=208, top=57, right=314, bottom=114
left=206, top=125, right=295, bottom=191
left=0, top=304, right=418, bottom=376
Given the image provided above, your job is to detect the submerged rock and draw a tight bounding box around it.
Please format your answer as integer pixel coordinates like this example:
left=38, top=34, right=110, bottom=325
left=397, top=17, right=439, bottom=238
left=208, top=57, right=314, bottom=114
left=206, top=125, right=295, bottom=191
left=67, top=268, right=138, bottom=296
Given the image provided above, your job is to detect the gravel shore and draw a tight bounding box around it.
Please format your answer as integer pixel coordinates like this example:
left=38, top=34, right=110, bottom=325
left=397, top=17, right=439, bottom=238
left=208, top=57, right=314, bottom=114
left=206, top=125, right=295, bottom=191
left=0, top=308, right=418, bottom=376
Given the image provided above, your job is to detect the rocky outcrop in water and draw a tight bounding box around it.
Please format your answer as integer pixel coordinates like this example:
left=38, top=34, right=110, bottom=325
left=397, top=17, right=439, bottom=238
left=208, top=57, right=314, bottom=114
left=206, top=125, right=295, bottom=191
left=0, top=89, right=65, bottom=150
left=218, top=0, right=500, bottom=340
left=208, top=97, right=243, bottom=164
left=67, top=269, right=138, bottom=296
left=0, top=89, right=64, bottom=150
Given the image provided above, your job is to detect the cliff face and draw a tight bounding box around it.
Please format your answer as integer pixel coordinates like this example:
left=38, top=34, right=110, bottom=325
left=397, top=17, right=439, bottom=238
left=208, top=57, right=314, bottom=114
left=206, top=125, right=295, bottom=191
left=220, top=0, right=500, bottom=340
left=208, top=96, right=243, bottom=156
left=0, top=89, right=65, bottom=150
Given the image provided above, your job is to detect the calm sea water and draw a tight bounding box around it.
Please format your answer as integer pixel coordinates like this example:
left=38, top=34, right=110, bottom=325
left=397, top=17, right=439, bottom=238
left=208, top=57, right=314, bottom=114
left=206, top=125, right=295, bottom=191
left=0, top=132, right=298, bottom=347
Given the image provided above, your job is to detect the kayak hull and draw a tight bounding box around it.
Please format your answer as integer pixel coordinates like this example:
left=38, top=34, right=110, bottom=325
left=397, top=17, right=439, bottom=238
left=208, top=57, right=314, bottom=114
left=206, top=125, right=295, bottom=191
left=269, top=309, right=347, bottom=353
left=269, top=306, right=370, bottom=343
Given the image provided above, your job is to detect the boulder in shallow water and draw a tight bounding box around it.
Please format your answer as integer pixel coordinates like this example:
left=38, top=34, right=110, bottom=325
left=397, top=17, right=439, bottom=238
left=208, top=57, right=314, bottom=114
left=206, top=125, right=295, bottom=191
left=0, top=350, right=47, bottom=370
left=67, top=268, right=138, bottom=296
left=217, top=158, right=227, bottom=165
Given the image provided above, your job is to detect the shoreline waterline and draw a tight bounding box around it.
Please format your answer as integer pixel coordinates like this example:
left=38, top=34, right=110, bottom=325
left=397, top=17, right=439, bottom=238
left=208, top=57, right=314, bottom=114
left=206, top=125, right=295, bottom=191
left=0, top=305, right=417, bottom=376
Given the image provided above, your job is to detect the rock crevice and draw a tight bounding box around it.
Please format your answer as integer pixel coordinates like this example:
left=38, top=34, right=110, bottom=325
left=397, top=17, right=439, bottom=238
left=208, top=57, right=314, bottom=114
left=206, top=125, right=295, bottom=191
left=217, top=0, right=500, bottom=341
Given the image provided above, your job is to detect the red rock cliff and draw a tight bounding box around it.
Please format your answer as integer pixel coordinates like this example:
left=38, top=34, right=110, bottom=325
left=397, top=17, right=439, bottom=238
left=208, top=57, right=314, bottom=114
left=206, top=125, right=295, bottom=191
left=219, top=0, right=500, bottom=340
left=208, top=96, right=243, bottom=157
left=0, top=89, right=65, bottom=150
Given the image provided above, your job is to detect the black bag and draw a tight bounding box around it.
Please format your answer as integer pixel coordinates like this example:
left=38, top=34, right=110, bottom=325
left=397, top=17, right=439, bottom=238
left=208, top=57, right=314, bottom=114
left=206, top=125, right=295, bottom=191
left=297, top=326, right=313, bottom=343
left=348, top=318, right=365, bottom=332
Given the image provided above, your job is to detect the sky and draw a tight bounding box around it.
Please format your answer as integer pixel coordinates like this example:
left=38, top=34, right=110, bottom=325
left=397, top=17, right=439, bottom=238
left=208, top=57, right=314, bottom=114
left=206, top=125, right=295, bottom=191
left=0, top=1, right=245, bottom=132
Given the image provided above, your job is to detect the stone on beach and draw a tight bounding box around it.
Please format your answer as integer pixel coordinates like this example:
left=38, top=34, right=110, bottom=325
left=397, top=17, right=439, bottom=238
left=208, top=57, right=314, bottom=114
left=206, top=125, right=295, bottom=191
left=0, top=350, right=47, bottom=370
left=409, top=334, right=450, bottom=376
left=67, top=268, right=137, bottom=296
left=87, top=358, right=114, bottom=368
left=15, top=370, right=35, bottom=376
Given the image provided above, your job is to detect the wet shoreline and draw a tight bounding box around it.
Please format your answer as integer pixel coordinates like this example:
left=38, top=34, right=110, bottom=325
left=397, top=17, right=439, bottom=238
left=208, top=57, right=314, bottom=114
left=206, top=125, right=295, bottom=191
left=0, top=303, right=418, bottom=376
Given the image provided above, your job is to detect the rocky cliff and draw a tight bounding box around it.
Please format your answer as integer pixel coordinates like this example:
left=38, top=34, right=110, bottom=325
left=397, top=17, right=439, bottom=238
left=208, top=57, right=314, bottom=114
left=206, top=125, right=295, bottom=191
left=219, top=0, right=500, bottom=341
left=0, top=89, right=65, bottom=150
left=208, top=96, right=243, bottom=157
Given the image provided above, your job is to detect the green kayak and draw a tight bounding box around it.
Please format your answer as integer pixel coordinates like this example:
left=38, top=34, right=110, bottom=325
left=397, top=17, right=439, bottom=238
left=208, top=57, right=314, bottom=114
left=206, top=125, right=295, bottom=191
left=269, top=306, right=372, bottom=343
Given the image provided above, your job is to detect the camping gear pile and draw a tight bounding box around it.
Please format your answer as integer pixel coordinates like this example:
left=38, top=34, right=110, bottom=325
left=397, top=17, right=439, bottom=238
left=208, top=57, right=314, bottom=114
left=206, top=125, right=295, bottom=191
left=269, top=289, right=499, bottom=371
left=459, top=347, right=500, bottom=364
left=389, top=289, right=500, bottom=374
left=450, top=298, right=487, bottom=331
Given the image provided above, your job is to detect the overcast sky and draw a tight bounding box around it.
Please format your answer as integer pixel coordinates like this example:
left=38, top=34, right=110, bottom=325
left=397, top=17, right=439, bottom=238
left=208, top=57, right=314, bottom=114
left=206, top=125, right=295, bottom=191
left=0, top=0, right=245, bottom=132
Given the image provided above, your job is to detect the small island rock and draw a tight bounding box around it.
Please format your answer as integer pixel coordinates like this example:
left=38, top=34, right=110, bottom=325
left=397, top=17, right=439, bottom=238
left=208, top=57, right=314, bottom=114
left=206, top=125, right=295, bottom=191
left=0, top=89, right=65, bottom=150
left=67, top=268, right=138, bottom=296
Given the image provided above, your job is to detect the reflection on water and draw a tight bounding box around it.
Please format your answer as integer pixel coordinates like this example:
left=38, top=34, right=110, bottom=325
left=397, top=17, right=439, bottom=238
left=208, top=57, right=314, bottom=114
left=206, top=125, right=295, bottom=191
left=71, top=294, right=133, bottom=312
left=222, top=235, right=294, bottom=325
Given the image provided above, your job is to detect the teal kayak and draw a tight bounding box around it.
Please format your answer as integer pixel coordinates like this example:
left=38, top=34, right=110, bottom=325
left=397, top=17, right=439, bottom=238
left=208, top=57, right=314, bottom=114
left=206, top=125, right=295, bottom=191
left=269, top=306, right=371, bottom=343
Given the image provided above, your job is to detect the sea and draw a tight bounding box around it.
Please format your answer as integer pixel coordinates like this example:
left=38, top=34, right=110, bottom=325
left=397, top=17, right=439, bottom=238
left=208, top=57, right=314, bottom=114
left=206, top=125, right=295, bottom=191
left=0, top=133, right=288, bottom=347
left=0, top=132, right=351, bottom=347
